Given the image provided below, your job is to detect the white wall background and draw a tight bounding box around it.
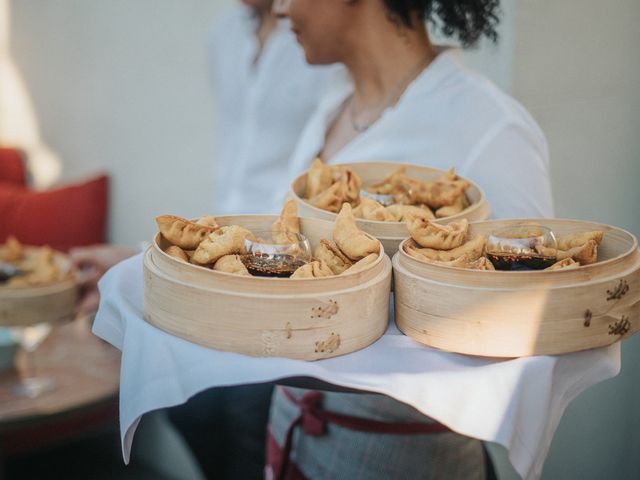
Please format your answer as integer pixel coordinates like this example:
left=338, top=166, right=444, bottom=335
left=5, top=1, right=639, bottom=478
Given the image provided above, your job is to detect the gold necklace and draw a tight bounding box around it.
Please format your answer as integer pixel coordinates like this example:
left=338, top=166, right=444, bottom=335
left=348, top=55, right=432, bottom=133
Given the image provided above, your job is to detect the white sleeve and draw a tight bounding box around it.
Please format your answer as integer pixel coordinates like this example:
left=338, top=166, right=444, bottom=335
left=461, top=121, right=555, bottom=219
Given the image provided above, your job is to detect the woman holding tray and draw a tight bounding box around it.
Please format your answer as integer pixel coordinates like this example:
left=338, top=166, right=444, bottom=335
left=267, top=0, right=553, bottom=479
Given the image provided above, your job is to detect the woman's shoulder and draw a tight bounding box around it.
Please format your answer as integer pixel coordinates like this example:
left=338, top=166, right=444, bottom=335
left=424, top=50, right=544, bottom=140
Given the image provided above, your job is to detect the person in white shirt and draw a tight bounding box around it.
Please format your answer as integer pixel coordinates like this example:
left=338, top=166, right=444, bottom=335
left=210, top=2, right=338, bottom=214
left=266, top=0, right=553, bottom=478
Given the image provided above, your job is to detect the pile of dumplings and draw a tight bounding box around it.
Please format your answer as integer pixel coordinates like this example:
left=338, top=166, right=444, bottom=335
left=403, top=218, right=605, bottom=271
left=156, top=201, right=381, bottom=279
left=0, top=236, right=69, bottom=287
left=303, top=158, right=472, bottom=221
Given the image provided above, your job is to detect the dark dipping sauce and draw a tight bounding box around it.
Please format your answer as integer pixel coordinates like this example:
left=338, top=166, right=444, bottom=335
left=241, top=254, right=307, bottom=278
left=486, top=253, right=557, bottom=271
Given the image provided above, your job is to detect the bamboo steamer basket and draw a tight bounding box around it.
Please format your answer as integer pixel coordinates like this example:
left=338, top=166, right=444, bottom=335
left=393, top=218, right=640, bottom=357
left=0, top=249, right=77, bottom=327
left=143, top=215, right=392, bottom=360
left=291, top=162, right=491, bottom=258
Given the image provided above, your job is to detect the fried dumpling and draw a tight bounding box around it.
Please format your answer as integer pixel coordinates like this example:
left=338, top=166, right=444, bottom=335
left=11, top=246, right=62, bottom=286
left=272, top=200, right=300, bottom=244
left=196, top=216, right=219, bottom=229
left=464, top=256, right=495, bottom=270
left=435, top=194, right=469, bottom=218
left=305, top=158, right=333, bottom=199
left=191, top=226, right=255, bottom=265
left=545, top=258, right=580, bottom=271
left=156, top=215, right=217, bottom=249
left=386, top=204, right=435, bottom=222
left=164, top=245, right=189, bottom=263
left=410, top=178, right=470, bottom=209
left=1, top=235, right=24, bottom=262
left=352, top=197, right=395, bottom=222
left=331, top=166, right=362, bottom=207
left=314, top=239, right=353, bottom=275
left=557, top=239, right=598, bottom=265
left=407, top=218, right=469, bottom=250
left=366, top=166, right=408, bottom=195
left=308, top=182, right=347, bottom=213
left=404, top=235, right=486, bottom=263
left=340, top=253, right=378, bottom=275
left=213, top=254, right=251, bottom=276
left=290, top=260, right=334, bottom=279
left=556, top=231, right=604, bottom=251
left=333, top=203, right=381, bottom=261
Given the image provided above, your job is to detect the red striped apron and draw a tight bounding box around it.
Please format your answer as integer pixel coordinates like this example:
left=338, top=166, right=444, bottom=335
left=267, top=387, right=452, bottom=480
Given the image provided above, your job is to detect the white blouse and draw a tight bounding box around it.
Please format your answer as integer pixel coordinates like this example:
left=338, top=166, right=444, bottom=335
left=286, top=49, right=554, bottom=219
left=208, top=6, right=339, bottom=214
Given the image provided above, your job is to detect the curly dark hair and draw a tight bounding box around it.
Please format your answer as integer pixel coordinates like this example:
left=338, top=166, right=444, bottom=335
left=383, top=0, right=500, bottom=46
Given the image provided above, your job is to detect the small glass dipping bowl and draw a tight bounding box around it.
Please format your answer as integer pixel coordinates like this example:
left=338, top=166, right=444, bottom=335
left=486, top=224, right=558, bottom=271
left=360, top=187, right=412, bottom=207
left=241, top=232, right=312, bottom=278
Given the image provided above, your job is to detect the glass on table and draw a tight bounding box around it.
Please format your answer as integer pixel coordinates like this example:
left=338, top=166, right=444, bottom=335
left=486, top=224, right=558, bottom=271
left=241, top=232, right=312, bottom=278
left=8, top=322, right=56, bottom=398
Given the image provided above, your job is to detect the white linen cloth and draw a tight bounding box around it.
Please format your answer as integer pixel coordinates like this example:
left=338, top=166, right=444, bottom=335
left=93, top=254, right=620, bottom=480
left=208, top=5, right=339, bottom=215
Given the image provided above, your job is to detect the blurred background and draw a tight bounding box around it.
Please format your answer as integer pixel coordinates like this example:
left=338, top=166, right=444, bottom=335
left=1, top=0, right=638, bottom=478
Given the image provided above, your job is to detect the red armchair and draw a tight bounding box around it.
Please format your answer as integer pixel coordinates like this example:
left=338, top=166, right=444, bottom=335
left=0, top=147, right=109, bottom=251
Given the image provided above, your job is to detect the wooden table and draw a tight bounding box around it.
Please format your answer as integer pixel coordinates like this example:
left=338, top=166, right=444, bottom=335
left=0, top=318, right=121, bottom=456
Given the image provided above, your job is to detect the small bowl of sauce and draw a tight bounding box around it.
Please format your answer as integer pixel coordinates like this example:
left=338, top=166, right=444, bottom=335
left=241, top=233, right=312, bottom=278
left=486, top=224, right=557, bottom=271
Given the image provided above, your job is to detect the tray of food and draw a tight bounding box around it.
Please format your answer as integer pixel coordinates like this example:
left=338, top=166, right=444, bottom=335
left=290, top=161, right=491, bottom=257
left=392, top=218, right=640, bottom=357
left=0, top=236, right=78, bottom=327
left=143, top=201, right=392, bottom=360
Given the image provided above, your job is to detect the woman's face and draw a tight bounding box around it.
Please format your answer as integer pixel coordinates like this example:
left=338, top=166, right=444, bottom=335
left=273, top=0, right=356, bottom=65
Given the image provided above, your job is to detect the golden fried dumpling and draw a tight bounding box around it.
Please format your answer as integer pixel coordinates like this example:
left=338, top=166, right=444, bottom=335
left=156, top=215, right=217, bottom=250
left=352, top=197, right=395, bottom=222
left=386, top=204, right=434, bottom=222
left=1, top=235, right=24, bottom=262
left=191, top=226, right=255, bottom=265
left=435, top=194, right=469, bottom=218
left=407, top=218, right=469, bottom=250
left=272, top=200, right=300, bottom=244
left=314, top=239, right=353, bottom=275
left=213, top=255, right=251, bottom=276
left=331, top=166, right=362, bottom=206
left=308, top=182, right=347, bottom=213
left=340, top=253, right=378, bottom=275
left=290, top=260, right=334, bottom=279
left=410, top=178, right=470, bottom=209
left=305, top=158, right=333, bottom=199
left=366, top=166, right=408, bottom=195
left=21, top=245, right=54, bottom=271
left=11, top=246, right=62, bottom=286
left=465, top=256, right=495, bottom=270
left=333, top=203, right=381, bottom=261
left=545, top=258, right=580, bottom=271
left=557, top=239, right=598, bottom=265
left=404, top=235, right=486, bottom=263
left=196, top=216, right=219, bottom=229
left=556, top=231, right=604, bottom=251
left=164, top=245, right=189, bottom=263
